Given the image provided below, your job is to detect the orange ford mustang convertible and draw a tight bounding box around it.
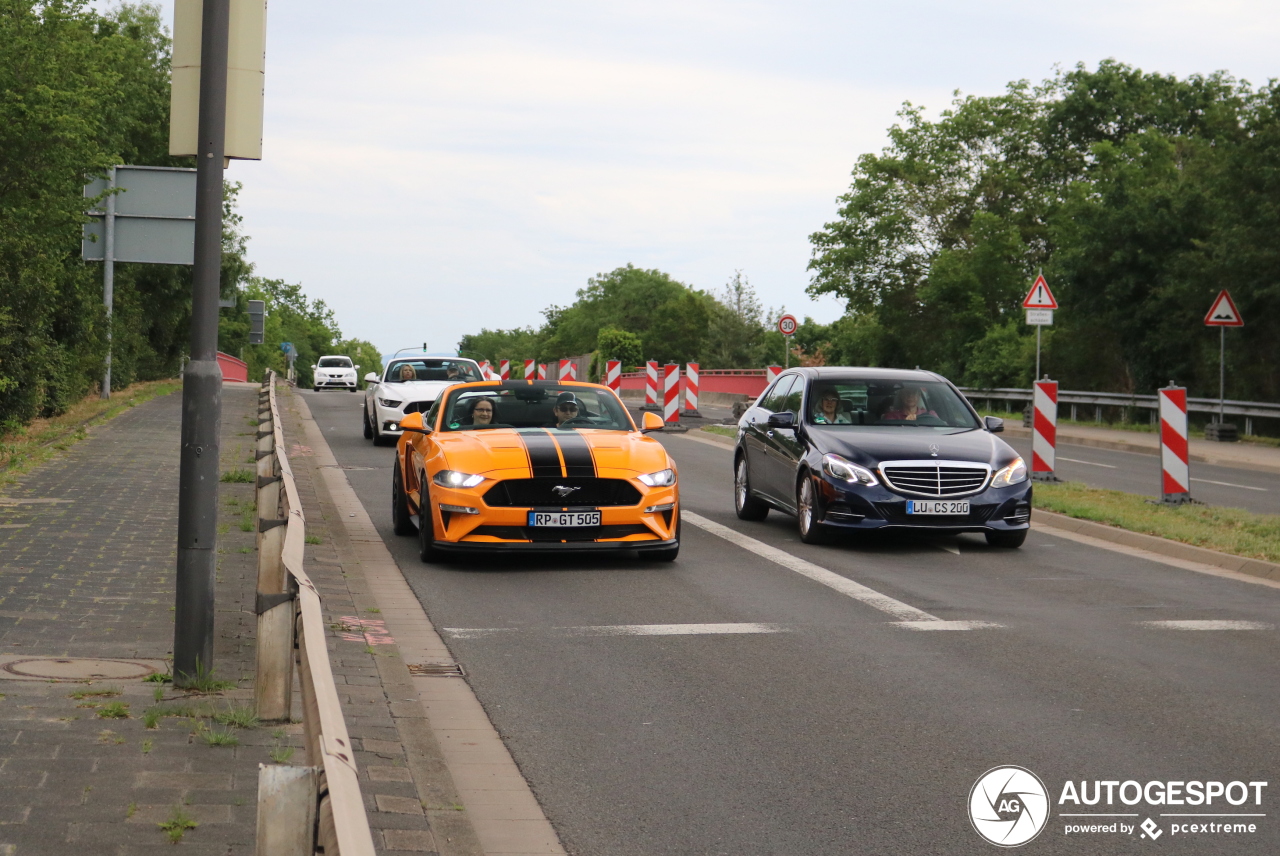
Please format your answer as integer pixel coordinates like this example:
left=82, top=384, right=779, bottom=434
left=391, top=380, right=679, bottom=562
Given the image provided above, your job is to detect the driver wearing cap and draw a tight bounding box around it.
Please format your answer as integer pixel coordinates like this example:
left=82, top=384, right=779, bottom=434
left=545, top=392, right=582, bottom=428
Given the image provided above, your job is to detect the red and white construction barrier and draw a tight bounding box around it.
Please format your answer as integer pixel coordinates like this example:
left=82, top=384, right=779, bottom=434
left=1031, top=380, right=1057, bottom=480
left=537, top=363, right=547, bottom=380
left=1159, top=384, right=1191, bottom=503
left=499, top=359, right=510, bottom=380
left=642, top=361, right=660, bottom=411
left=766, top=365, right=782, bottom=384
left=559, top=359, right=576, bottom=381
left=605, top=360, right=621, bottom=391
left=524, top=359, right=536, bottom=379
left=663, top=364, right=680, bottom=422
left=683, top=362, right=702, bottom=417
left=479, top=360, right=492, bottom=380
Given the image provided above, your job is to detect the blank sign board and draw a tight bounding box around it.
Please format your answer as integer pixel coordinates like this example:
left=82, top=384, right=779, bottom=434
left=83, top=166, right=196, bottom=265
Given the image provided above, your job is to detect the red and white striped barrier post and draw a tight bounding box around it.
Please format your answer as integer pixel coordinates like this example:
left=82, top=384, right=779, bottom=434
left=559, top=358, right=576, bottom=381
left=1031, top=379, right=1058, bottom=481
left=499, top=359, right=510, bottom=380
left=537, top=363, right=547, bottom=380
left=683, top=362, right=702, bottom=417
left=605, top=360, right=621, bottom=391
left=641, top=361, right=660, bottom=411
left=663, top=364, right=680, bottom=423
left=1159, top=382, right=1191, bottom=504
left=479, top=360, right=492, bottom=380
left=766, top=365, right=782, bottom=384
left=524, top=359, right=536, bottom=379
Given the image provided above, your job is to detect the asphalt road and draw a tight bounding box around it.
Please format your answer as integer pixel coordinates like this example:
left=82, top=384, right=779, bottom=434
left=304, top=388, right=1280, bottom=855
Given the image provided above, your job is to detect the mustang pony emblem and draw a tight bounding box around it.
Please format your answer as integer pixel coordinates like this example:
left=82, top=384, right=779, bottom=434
left=552, top=485, right=581, bottom=498
left=928, top=443, right=940, bottom=457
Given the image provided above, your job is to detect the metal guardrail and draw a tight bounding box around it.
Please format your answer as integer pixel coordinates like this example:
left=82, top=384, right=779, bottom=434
left=960, top=387, right=1278, bottom=435
left=254, top=370, right=376, bottom=856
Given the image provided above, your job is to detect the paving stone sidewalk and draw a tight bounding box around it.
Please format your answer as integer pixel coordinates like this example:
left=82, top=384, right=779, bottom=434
left=0, top=382, right=452, bottom=855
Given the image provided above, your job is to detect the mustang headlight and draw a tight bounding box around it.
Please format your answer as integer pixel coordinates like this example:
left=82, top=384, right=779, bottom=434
left=992, top=457, right=1028, bottom=487
left=638, top=468, right=676, bottom=487
left=822, top=453, right=879, bottom=486
left=433, top=470, right=484, bottom=489
left=378, top=397, right=403, bottom=408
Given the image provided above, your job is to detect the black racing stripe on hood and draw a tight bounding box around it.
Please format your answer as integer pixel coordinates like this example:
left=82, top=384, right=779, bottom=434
left=519, top=430, right=564, bottom=478
left=550, top=431, right=596, bottom=478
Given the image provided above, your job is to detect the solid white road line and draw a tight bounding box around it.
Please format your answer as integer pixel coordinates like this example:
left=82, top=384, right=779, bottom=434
left=1138, top=620, right=1274, bottom=630
left=1190, top=477, right=1268, bottom=492
left=683, top=511, right=1000, bottom=629
left=1057, top=457, right=1118, bottom=469
left=445, top=624, right=789, bottom=638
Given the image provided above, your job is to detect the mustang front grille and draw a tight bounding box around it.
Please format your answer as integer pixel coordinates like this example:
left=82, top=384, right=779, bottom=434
left=878, top=460, right=991, bottom=498
left=403, top=400, right=434, bottom=414
left=483, top=478, right=643, bottom=508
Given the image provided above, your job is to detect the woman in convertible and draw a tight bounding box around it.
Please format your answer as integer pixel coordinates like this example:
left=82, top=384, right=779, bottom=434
left=462, top=397, right=496, bottom=426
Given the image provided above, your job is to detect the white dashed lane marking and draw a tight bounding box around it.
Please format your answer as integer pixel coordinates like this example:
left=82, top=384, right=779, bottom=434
left=683, top=511, right=1001, bottom=630
left=1138, top=620, right=1273, bottom=630
left=1190, top=477, right=1268, bottom=492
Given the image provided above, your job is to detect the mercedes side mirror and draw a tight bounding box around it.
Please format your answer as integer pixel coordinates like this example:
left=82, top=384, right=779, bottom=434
left=985, top=416, right=1004, bottom=433
left=641, top=412, right=664, bottom=433
left=364, top=372, right=379, bottom=384
left=766, top=412, right=796, bottom=429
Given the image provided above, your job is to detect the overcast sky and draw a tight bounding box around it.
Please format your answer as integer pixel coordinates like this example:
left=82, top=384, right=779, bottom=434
left=164, top=1, right=1280, bottom=355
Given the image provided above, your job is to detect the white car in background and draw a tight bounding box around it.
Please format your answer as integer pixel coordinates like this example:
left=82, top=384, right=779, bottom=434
left=313, top=355, right=360, bottom=391
left=363, top=357, right=485, bottom=445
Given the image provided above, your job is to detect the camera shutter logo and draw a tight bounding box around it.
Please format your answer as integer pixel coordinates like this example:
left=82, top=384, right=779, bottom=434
left=969, top=766, right=1050, bottom=847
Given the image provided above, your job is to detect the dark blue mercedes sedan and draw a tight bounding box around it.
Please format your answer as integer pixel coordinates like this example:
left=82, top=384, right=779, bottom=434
left=733, top=367, right=1032, bottom=547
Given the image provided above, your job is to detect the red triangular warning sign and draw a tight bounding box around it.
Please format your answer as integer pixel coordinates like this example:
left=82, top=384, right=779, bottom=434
left=1204, top=289, right=1243, bottom=327
left=1022, top=274, right=1058, bottom=309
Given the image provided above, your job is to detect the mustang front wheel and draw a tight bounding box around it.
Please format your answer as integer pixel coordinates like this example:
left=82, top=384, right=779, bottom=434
left=391, top=464, right=416, bottom=536
left=418, top=476, right=442, bottom=563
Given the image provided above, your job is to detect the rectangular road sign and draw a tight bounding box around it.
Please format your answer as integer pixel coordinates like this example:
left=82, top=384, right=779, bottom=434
left=1025, top=309, right=1053, bottom=326
left=82, top=166, right=196, bottom=264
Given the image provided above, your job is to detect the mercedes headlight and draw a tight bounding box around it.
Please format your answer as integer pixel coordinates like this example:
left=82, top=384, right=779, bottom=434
left=433, top=470, right=484, bottom=489
left=378, top=397, right=403, bottom=408
left=638, top=468, right=676, bottom=487
left=992, top=457, right=1028, bottom=487
left=822, top=453, right=879, bottom=486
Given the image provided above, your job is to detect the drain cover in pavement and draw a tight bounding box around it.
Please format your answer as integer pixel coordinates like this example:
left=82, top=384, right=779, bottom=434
left=1, top=657, right=161, bottom=681
left=407, top=662, right=465, bottom=677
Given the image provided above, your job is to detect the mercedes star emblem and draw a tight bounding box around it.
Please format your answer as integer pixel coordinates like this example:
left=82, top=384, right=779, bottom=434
left=929, top=443, right=940, bottom=457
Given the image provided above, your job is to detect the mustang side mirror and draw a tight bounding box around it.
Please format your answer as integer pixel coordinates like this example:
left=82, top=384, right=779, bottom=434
left=984, top=416, right=1004, bottom=433
left=364, top=372, right=379, bottom=384
left=641, top=412, right=664, bottom=433
left=310, top=364, right=318, bottom=370
left=766, top=411, right=796, bottom=429
left=398, top=412, right=429, bottom=433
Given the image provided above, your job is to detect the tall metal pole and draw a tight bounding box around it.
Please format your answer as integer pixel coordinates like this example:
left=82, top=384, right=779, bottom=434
left=1035, top=325, right=1042, bottom=381
left=1219, top=325, right=1226, bottom=423
left=101, top=167, right=116, bottom=400
left=174, top=0, right=229, bottom=686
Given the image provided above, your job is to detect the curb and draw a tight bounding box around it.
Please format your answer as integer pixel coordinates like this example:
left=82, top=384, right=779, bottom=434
left=1032, top=509, right=1280, bottom=583
left=1000, top=424, right=1280, bottom=476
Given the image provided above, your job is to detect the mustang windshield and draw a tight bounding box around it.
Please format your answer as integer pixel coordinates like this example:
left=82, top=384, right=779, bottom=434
left=804, top=379, right=980, bottom=430
left=385, top=359, right=483, bottom=383
left=442, top=384, right=635, bottom=432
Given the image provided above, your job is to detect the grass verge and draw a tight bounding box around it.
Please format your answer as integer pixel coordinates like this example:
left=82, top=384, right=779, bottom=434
left=0, top=379, right=181, bottom=483
left=702, top=425, right=736, bottom=439
left=1034, top=480, right=1280, bottom=563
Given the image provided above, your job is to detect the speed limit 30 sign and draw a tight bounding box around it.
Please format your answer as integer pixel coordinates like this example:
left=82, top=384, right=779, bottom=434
left=778, top=314, right=798, bottom=336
